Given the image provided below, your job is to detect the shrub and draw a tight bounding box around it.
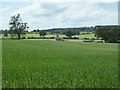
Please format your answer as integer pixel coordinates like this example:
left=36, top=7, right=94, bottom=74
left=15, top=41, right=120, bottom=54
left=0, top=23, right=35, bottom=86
left=49, top=37, right=55, bottom=39
left=21, top=37, right=26, bottom=39
left=27, top=37, right=42, bottom=39
left=83, top=40, right=92, bottom=42
left=84, top=38, right=89, bottom=40
left=63, top=37, right=69, bottom=39
left=97, top=41, right=104, bottom=43
left=82, top=33, right=85, bottom=35
left=86, top=32, right=91, bottom=34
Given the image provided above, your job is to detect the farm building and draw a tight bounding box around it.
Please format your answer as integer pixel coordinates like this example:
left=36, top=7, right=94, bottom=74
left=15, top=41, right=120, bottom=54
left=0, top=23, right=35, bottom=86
left=55, top=34, right=64, bottom=41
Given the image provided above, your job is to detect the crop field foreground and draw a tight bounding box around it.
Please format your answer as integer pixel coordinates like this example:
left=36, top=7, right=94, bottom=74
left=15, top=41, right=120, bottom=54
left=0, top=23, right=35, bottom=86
left=2, top=40, right=118, bottom=88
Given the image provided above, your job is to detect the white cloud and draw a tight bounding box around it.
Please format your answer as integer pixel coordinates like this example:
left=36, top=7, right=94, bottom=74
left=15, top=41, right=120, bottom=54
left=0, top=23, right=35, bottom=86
left=0, top=1, right=118, bottom=30
left=0, top=7, right=10, bottom=29
left=1, top=0, right=119, bottom=2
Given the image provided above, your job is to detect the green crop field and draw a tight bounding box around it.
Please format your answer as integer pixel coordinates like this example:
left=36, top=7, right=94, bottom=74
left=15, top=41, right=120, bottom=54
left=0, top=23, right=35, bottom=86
left=0, top=40, right=2, bottom=89
left=2, top=40, right=118, bottom=88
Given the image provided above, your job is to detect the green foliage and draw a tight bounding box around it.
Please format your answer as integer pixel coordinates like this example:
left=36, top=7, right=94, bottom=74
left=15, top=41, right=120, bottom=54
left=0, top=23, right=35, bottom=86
left=64, top=30, right=76, bottom=38
left=39, top=30, right=47, bottom=38
left=95, top=26, right=120, bottom=43
left=2, top=40, right=118, bottom=88
left=33, top=27, right=94, bottom=35
left=3, top=30, right=8, bottom=38
left=9, top=14, right=29, bottom=39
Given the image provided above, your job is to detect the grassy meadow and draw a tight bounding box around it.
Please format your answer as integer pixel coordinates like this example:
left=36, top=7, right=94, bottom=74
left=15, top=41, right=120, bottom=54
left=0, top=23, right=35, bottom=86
left=2, top=40, right=118, bottom=88
left=1, top=32, right=95, bottom=39
left=0, top=40, right=2, bottom=89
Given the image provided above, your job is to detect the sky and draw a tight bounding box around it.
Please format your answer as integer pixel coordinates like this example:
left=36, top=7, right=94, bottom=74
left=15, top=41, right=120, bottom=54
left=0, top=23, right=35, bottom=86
left=0, top=0, right=118, bottom=31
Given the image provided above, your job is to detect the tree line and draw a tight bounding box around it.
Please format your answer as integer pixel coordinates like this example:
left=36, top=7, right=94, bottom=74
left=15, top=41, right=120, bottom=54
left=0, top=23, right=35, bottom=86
left=94, top=25, right=120, bottom=43
left=32, top=27, right=94, bottom=34
left=1, top=14, right=120, bottom=43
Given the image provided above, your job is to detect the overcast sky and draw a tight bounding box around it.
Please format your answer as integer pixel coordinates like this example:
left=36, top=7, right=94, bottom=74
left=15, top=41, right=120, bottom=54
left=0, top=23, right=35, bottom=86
left=0, top=0, right=118, bottom=31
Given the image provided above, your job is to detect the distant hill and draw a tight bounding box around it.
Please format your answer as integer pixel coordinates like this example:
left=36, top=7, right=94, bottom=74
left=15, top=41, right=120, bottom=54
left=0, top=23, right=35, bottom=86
left=31, top=27, right=95, bottom=34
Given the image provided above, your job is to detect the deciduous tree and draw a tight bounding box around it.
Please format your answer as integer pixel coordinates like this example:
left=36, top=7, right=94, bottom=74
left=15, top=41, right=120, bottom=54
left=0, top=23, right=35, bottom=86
left=9, top=14, right=29, bottom=39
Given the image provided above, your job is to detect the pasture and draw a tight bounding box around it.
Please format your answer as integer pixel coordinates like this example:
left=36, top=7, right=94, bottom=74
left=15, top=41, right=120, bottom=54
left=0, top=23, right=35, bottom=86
left=1, top=32, right=95, bottom=39
left=2, top=40, right=118, bottom=88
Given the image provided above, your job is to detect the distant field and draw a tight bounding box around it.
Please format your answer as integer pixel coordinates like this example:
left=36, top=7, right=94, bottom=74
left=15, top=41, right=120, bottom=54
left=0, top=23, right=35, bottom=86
left=74, top=34, right=95, bottom=39
left=1, top=32, right=96, bottom=39
left=2, top=40, right=118, bottom=88
left=26, top=33, right=96, bottom=39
